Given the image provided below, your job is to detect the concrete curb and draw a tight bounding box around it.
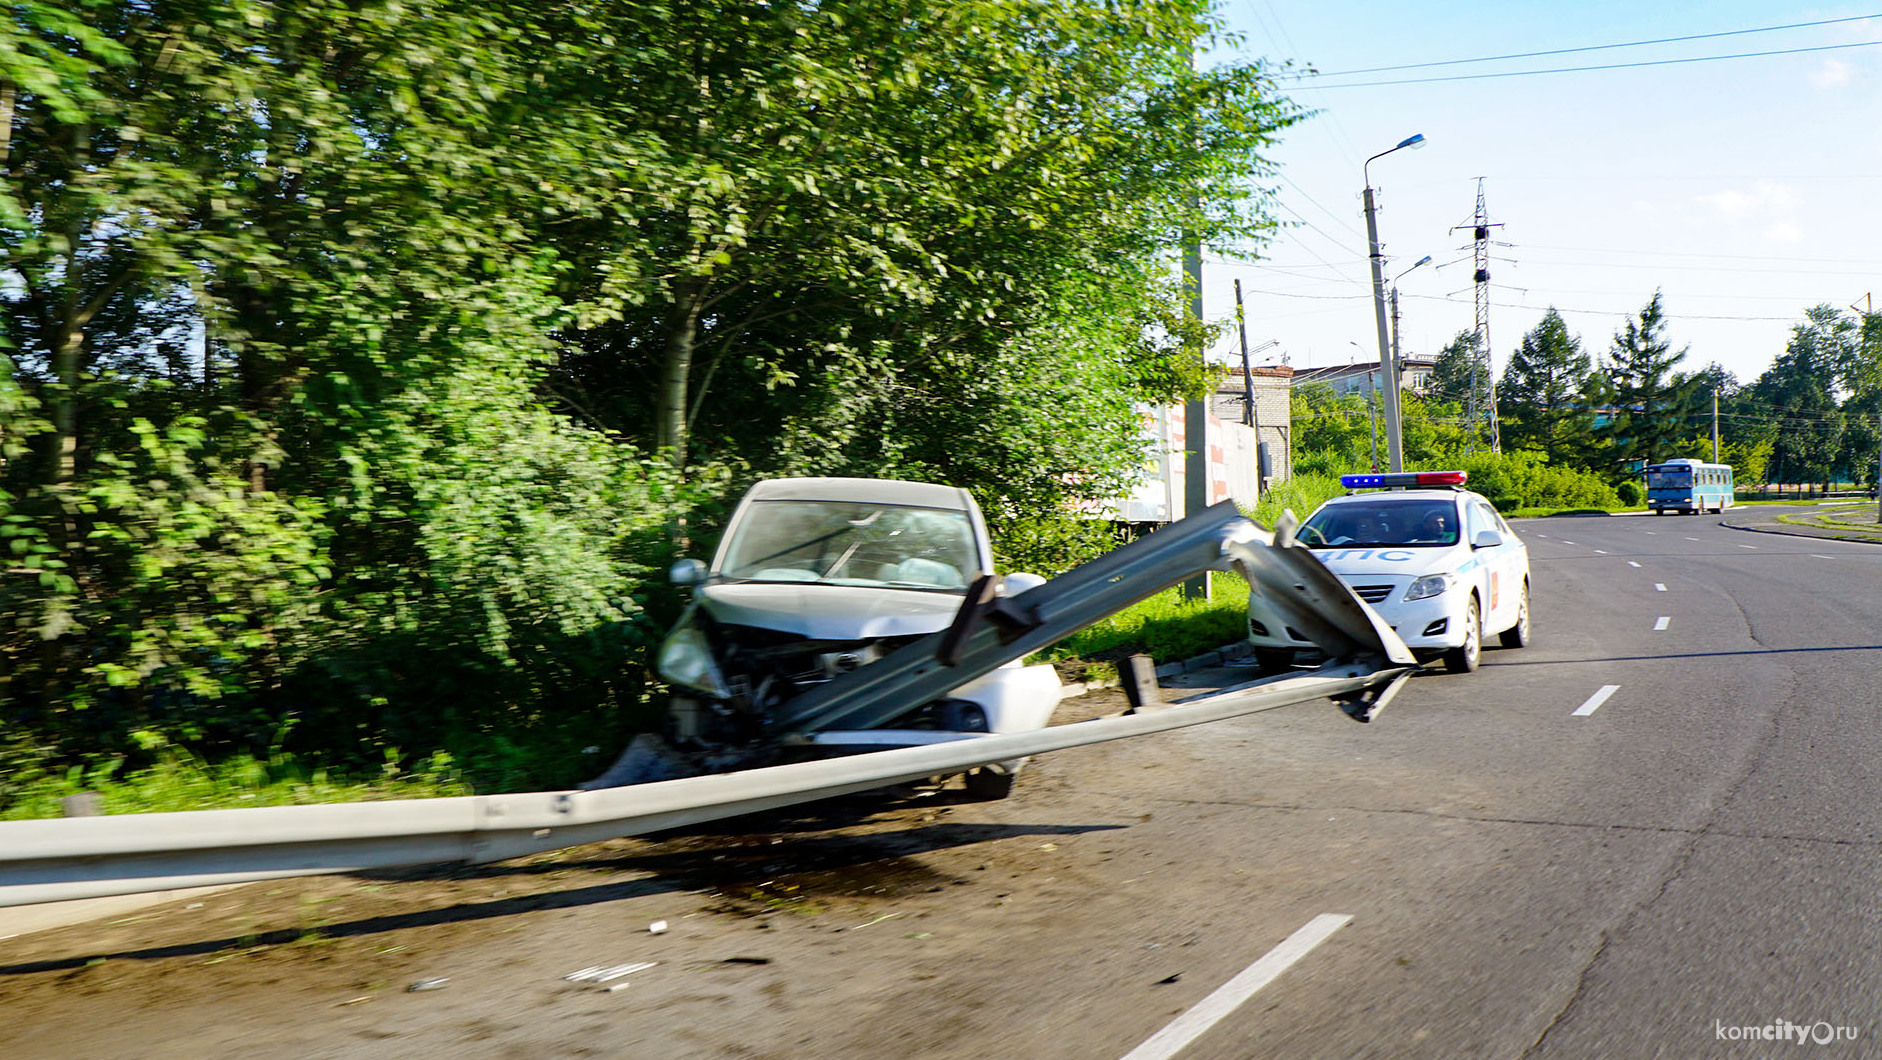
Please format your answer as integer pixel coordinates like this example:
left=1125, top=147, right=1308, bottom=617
left=1059, top=640, right=1252, bottom=699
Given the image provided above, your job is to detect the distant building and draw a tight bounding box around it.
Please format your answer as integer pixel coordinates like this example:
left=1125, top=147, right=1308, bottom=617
left=1289, top=358, right=1436, bottom=398
left=1209, top=364, right=1293, bottom=485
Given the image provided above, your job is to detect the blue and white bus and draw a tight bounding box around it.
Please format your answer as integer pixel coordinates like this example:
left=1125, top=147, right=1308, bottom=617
left=1644, top=458, right=1734, bottom=515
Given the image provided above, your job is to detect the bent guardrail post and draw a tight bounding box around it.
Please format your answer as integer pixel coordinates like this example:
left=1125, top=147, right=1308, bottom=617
left=0, top=502, right=1422, bottom=908
left=778, top=501, right=1416, bottom=735
left=0, top=660, right=1410, bottom=909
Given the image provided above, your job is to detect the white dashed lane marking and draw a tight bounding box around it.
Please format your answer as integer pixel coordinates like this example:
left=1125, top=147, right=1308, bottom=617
left=1574, top=685, right=1622, bottom=717
left=1120, top=915, right=1353, bottom=1060
left=1654, top=617, right=1671, bottom=630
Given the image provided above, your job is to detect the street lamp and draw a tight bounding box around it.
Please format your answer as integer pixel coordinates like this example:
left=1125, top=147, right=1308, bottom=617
left=1364, top=133, right=1426, bottom=473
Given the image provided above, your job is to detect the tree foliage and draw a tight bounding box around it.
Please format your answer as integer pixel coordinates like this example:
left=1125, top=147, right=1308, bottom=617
left=1499, top=309, right=1596, bottom=463
left=0, top=0, right=1301, bottom=790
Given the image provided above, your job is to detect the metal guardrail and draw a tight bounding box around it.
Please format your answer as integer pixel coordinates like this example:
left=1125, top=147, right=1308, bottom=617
left=0, top=501, right=1419, bottom=910
left=0, top=663, right=1409, bottom=909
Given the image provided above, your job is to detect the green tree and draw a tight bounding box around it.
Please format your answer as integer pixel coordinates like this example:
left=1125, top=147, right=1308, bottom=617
left=542, top=0, right=1301, bottom=499
left=1750, top=306, right=1847, bottom=486
left=1499, top=309, right=1595, bottom=462
left=1600, top=290, right=1702, bottom=469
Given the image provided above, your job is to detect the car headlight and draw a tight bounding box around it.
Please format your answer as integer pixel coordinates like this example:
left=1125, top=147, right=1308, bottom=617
left=657, top=625, right=729, bottom=697
left=1404, top=572, right=1455, bottom=601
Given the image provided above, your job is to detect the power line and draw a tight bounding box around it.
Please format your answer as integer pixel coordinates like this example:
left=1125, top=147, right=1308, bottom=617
left=1289, top=13, right=1882, bottom=79
left=1297, top=39, right=1882, bottom=90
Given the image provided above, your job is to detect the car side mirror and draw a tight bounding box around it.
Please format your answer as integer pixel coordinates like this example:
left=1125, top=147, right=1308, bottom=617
left=1472, top=530, right=1504, bottom=550
left=669, top=558, right=708, bottom=586
left=1001, top=572, right=1046, bottom=595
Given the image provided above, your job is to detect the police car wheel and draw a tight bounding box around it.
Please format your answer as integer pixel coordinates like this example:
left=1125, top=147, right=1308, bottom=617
left=1499, top=583, right=1530, bottom=649
left=1444, top=597, right=1482, bottom=674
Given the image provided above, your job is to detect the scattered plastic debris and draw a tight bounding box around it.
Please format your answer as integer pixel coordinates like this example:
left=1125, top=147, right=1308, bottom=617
left=1155, top=973, right=1182, bottom=985
left=850, top=912, right=902, bottom=931
left=722, top=957, right=771, bottom=965
left=564, top=962, right=657, bottom=993
left=1038, top=843, right=1058, bottom=852
left=336, top=996, right=373, bottom=1007
left=648, top=920, right=669, bottom=935
left=407, top=978, right=450, bottom=992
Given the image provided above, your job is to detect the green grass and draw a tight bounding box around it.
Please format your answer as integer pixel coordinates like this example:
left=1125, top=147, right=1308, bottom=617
left=1044, top=569, right=1250, bottom=668
left=0, top=748, right=473, bottom=821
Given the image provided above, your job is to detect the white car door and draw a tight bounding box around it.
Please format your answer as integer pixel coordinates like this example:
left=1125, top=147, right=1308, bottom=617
left=1467, top=499, right=1516, bottom=631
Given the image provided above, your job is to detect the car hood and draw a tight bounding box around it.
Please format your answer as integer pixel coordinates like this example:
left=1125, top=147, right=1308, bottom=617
left=698, top=582, right=963, bottom=640
left=1308, top=545, right=1463, bottom=579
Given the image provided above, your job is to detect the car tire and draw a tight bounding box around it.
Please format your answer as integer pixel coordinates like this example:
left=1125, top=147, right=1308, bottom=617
left=963, top=767, right=1017, bottom=801
left=1444, top=596, right=1482, bottom=674
left=1499, top=582, right=1531, bottom=648
left=1253, top=648, right=1296, bottom=676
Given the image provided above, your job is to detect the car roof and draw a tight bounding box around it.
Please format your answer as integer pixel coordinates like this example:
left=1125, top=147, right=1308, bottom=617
left=742, top=476, right=975, bottom=511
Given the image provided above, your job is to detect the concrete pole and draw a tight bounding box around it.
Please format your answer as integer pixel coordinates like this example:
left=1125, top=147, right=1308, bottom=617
left=1183, top=222, right=1209, bottom=600
left=1365, top=186, right=1405, bottom=473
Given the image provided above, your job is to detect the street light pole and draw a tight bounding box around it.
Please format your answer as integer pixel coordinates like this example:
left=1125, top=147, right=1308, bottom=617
left=1364, top=133, right=1425, bottom=473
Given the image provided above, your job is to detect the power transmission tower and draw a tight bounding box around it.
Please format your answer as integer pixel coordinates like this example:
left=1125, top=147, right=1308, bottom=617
left=1451, top=178, right=1503, bottom=453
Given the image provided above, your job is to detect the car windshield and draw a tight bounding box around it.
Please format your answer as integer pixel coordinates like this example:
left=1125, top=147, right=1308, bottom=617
left=1297, top=498, right=1460, bottom=548
left=718, top=500, right=979, bottom=591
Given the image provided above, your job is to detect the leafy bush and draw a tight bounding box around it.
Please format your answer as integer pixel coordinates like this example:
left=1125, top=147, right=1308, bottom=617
left=1444, top=451, right=1621, bottom=512
left=1617, top=480, right=1644, bottom=506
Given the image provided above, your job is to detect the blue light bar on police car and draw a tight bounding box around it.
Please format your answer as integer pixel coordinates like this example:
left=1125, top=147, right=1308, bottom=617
left=1340, top=471, right=1469, bottom=489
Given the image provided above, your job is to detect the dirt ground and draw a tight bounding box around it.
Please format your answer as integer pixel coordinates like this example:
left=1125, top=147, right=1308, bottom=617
left=2, top=688, right=1182, bottom=1060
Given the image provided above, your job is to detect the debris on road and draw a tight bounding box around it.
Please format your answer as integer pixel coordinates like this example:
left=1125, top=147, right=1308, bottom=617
left=648, top=919, right=669, bottom=934
left=406, top=978, right=449, bottom=992
left=564, top=962, right=657, bottom=992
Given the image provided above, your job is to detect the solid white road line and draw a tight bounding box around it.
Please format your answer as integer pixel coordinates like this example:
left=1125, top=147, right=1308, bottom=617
left=1573, top=685, right=1622, bottom=717
left=1655, top=583, right=1667, bottom=592
left=1738, top=544, right=1757, bottom=549
left=1812, top=555, right=1835, bottom=559
left=1654, top=617, right=1670, bottom=630
left=1644, top=531, right=1657, bottom=535
left=1593, top=549, right=1608, bottom=554
left=1627, top=561, right=1641, bottom=568
left=1685, top=537, right=1700, bottom=541
left=1120, top=914, right=1353, bottom=1060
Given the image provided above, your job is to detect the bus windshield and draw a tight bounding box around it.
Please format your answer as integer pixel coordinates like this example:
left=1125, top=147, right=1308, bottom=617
left=1647, top=467, right=1691, bottom=490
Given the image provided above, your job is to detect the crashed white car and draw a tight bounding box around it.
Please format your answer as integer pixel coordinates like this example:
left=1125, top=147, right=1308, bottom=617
left=655, top=476, right=1060, bottom=798
left=1247, top=471, right=1531, bottom=674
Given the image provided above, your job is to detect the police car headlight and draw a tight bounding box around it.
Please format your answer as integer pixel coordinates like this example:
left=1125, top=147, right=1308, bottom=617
left=1404, top=572, right=1455, bottom=601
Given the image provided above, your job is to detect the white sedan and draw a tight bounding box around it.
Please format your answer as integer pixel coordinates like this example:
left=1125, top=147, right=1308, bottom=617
left=1247, top=471, right=1531, bottom=674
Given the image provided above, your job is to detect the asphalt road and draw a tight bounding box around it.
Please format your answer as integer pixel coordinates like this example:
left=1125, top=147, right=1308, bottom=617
left=5, top=510, right=1882, bottom=1058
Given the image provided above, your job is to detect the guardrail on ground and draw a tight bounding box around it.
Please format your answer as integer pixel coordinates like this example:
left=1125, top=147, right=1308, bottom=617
left=0, top=664, right=1409, bottom=909
left=0, top=501, right=1418, bottom=910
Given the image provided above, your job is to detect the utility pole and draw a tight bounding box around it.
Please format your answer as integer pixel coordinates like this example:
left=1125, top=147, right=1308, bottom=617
left=1235, top=280, right=1254, bottom=428
left=1182, top=202, right=1208, bottom=600
left=1451, top=178, right=1504, bottom=454
left=1367, top=370, right=1380, bottom=471
left=1712, top=388, right=1720, bottom=465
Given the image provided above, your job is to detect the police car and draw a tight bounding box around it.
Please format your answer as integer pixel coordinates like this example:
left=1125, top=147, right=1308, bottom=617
left=1247, top=471, right=1530, bottom=674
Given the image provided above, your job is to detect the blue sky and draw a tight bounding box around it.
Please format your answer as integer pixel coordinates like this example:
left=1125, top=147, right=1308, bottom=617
left=1204, top=3, right=1882, bottom=388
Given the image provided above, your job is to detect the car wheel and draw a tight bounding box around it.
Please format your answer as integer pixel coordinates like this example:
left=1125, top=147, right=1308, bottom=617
left=1253, top=648, right=1296, bottom=676
left=963, top=766, right=1017, bottom=801
left=1444, top=596, right=1482, bottom=674
left=1499, top=582, right=1531, bottom=648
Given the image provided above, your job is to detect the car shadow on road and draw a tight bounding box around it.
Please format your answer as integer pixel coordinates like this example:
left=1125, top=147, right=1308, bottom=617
left=0, top=817, right=1124, bottom=977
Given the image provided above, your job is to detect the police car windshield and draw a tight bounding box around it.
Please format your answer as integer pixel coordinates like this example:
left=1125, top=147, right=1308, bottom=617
left=1297, top=498, right=1460, bottom=548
